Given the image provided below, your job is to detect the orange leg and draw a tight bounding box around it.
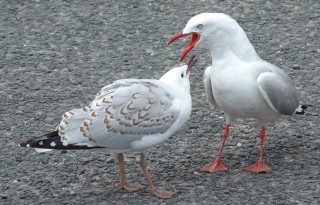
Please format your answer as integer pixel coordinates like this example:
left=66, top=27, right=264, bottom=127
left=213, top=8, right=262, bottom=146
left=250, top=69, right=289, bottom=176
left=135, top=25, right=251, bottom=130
left=117, top=153, right=144, bottom=191
left=245, top=126, right=272, bottom=173
left=200, top=124, right=230, bottom=173
left=139, top=153, right=175, bottom=199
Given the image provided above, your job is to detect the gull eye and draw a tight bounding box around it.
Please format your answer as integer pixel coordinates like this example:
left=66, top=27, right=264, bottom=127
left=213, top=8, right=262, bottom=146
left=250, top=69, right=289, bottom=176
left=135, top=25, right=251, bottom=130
left=181, top=73, right=184, bottom=78
left=197, top=24, right=203, bottom=29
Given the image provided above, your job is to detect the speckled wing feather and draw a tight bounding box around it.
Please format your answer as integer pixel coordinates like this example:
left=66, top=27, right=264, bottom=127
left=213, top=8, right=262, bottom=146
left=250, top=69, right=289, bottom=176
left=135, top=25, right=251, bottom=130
left=56, top=79, right=178, bottom=151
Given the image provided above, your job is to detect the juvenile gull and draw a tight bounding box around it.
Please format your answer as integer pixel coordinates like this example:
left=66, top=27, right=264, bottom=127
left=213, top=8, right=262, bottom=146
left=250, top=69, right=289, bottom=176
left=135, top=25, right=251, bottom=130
left=168, top=13, right=306, bottom=173
left=20, top=56, right=198, bottom=198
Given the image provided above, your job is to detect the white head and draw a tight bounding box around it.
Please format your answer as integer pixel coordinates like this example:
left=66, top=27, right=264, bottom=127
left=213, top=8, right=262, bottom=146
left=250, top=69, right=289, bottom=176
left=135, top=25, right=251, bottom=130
left=160, top=56, right=197, bottom=91
left=168, top=13, right=257, bottom=62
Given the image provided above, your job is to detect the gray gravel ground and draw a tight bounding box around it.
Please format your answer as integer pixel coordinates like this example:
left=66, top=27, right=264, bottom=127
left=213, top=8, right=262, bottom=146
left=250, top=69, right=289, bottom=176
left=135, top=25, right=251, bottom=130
left=1, top=0, right=319, bottom=204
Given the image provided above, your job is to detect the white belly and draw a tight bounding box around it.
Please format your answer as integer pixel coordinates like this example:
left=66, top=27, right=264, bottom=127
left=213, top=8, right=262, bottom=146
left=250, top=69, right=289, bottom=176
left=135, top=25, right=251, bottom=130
left=210, top=66, right=281, bottom=122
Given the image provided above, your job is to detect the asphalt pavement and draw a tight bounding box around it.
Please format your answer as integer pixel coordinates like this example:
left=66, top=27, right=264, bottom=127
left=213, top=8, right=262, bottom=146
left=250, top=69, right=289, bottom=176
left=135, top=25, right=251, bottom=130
left=1, top=0, right=319, bottom=204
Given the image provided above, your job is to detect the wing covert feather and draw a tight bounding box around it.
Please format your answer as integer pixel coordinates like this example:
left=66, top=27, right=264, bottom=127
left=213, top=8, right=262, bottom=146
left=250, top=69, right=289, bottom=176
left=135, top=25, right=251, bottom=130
left=257, top=72, right=299, bottom=115
left=58, top=80, right=179, bottom=149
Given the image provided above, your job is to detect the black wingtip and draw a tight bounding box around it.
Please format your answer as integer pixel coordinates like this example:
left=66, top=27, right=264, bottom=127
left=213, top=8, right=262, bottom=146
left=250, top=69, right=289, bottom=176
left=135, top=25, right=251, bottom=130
left=19, top=130, right=61, bottom=148
left=295, top=104, right=307, bottom=115
left=19, top=130, right=104, bottom=150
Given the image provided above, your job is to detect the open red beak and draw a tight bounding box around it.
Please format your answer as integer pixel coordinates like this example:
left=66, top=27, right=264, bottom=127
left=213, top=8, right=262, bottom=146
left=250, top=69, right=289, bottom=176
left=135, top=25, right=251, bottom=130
left=167, top=32, right=200, bottom=62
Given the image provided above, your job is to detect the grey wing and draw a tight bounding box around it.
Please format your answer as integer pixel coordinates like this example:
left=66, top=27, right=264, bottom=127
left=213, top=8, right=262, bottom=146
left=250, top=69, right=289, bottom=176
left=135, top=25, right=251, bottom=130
left=257, top=66, right=299, bottom=115
left=58, top=80, right=178, bottom=150
left=203, top=66, right=219, bottom=108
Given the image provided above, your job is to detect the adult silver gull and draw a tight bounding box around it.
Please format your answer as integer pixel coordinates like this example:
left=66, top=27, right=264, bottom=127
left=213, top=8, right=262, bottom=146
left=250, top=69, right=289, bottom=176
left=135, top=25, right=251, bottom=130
left=168, top=13, right=306, bottom=173
left=19, top=56, right=198, bottom=198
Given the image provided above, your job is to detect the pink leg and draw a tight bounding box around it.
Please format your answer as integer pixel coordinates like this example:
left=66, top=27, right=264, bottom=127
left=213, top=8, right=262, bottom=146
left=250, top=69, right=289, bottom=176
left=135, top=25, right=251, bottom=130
left=117, top=153, right=144, bottom=191
left=245, top=126, right=272, bottom=173
left=139, top=153, right=175, bottom=199
left=200, top=124, right=230, bottom=173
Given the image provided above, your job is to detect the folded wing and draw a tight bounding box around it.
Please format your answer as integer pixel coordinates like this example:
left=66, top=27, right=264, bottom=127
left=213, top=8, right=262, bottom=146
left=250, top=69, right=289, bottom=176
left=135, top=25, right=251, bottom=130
left=257, top=67, right=299, bottom=115
left=56, top=79, right=179, bottom=151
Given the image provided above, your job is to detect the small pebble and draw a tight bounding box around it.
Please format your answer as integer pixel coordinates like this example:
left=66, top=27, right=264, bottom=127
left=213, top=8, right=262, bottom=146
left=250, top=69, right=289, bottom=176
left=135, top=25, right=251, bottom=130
left=292, top=64, right=301, bottom=70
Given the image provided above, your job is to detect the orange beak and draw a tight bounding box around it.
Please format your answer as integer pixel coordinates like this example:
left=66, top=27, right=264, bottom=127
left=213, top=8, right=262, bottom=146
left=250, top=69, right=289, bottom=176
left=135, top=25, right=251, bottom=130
left=168, top=32, right=200, bottom=62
